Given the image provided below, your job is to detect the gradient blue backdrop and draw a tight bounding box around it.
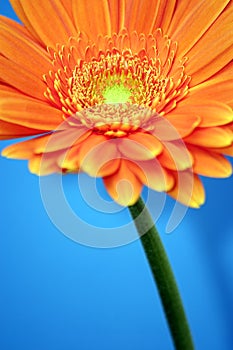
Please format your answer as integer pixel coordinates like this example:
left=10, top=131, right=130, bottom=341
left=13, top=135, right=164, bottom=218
left=1, top=2, right=233, bottom=349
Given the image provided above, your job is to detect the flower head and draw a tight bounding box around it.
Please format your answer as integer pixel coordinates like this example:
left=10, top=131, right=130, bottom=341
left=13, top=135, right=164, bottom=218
left=1, top=0, right=233, bottom=207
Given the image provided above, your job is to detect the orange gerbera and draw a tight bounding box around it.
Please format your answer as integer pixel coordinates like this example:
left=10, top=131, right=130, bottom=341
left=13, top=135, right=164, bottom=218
left=0, top=0, right=233, bottom=207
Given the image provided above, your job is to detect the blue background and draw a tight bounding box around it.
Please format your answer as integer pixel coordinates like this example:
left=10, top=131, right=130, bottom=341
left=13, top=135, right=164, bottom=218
left=1, top=2, right=233, bottom=349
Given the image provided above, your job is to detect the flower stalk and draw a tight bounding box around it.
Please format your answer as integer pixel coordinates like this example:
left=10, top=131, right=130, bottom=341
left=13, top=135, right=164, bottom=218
left=128, top=197, right=194, bottom=350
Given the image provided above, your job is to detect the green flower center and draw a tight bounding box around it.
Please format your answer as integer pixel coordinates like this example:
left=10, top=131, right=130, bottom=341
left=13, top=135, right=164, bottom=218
left=103, top=83, right=132, bottom=104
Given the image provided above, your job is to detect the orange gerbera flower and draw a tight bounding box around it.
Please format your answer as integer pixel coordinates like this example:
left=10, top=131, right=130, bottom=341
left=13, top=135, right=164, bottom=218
left=1, top=0, right=233, bottom=207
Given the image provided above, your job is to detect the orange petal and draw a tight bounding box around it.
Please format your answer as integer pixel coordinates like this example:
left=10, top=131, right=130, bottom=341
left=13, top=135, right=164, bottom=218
left=2, top=134, right=52, bottom=159
left=229, top=123, right=233, bottom=132
left=155, top=0, right=177, bottom=33
left=190, top=79, right=233, bottom=110
left=157, top=141, right=193, bottom=171
left=72, top=0, right=111, bottom=39
left=103, top=159, right=143, bottom=206
left=0, top=16, right=51, bottom=75
left=118, top=132, right=163, bottom=160
left=78, top=133, right=108, bottom=165
left=97, top=158, right=121, bottom=177
left=128, top=159, right=174, bottom=192
left=0, top=8, right=43, bottom=45
left=184, top=127, right=232, bottom=148
left=0, top=119, right=42, bottom=140
left=79, top=138, right=119, bottom=177
left=174, top=99, right=233, bottom=127
left=56, top=144, right=80, bottom=171
left=1, top=127, right=91, bottom=159
left=10, top=0, right=77, bottom=48
left=0, top=56, right=47, bottom=101
left=188, top=145, right=232, bottom=178
left=107, top=0, right=126, bottom=33
left=60, top=0, right=74, bottom=23
left=212, top=145, right=233, bottom=157
left=0, top=91, right=63, bottom=130
left=155, top=114, right=201, bottom=140
left=184, top=3, right=233, bottom=85
left=170, top=0, right=230, bottom=57
left=168, top=171, right=205, bottom=208
left=125, top=0, right=173, bottom=35
left=28, top=153, right=61, bottom=176
left=38, top=128, right=92, bottom=153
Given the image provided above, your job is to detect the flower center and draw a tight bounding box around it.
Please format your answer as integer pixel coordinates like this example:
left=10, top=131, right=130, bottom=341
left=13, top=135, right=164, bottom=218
left=44, top=29, right=190, bottom=137
left=102, top=83, right=132, bottom=104
left=68, top=49, right=173, bottom=110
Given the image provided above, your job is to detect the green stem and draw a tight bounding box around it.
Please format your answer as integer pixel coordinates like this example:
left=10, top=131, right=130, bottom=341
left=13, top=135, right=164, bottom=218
left=128, top=197, right=194, bottom=350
